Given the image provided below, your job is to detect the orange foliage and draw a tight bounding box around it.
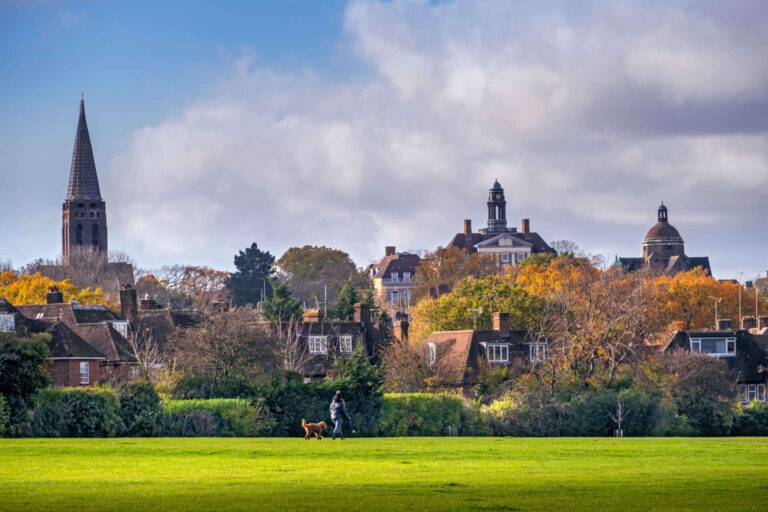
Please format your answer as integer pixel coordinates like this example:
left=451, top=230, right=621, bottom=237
left=0, top=271, right=106, bottom=306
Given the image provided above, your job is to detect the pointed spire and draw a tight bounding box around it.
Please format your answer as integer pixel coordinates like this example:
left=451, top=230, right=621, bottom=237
left=66, top=97, right=102, bottom=200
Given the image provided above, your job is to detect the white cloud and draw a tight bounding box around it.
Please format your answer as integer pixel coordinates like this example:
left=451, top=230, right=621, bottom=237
left=107, top=0, right=768, bottom=276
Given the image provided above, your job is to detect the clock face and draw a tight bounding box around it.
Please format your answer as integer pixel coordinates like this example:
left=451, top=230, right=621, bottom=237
left=495, top=194, right=502, bottom=200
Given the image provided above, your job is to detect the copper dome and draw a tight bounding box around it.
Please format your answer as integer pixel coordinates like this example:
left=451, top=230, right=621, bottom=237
left=645, top=222, right=682, bottom=240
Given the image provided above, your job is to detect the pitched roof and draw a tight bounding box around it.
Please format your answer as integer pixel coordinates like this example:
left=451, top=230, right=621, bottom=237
left=70, top=323, right=136, bottom=362
left=43, top=320, right=106, bottom=359
left=368, top=252, right=421, bottom=279
left=447, top=231, right=555, bottom=254
left=66, top=98, right=102, bottom=200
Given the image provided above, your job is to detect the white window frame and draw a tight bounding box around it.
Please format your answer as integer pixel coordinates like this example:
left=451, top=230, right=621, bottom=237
left=0, top=313, right=14, bottom=333
left=501, top=253, right=510, bottom=263
left=79, top=362, right=90, bottom=385
left=747, top=384, right=757, bottom=403
left=689, top=337, right=736, bottom=357
left=758, top=384, right=766, bottom=403
left=391, top=272, right=399, bottom=282
left=486, top=344, right=509, bottom=363
left=403, top=272, right=411, bottom=282
left=426, top=343, right=436, bottom=367
left=339, top=335, right=353, bottom=354
left=130, top=366, right=140, bottom=379
left=391, top=290, right=399, bottom=303
left=529, top=343, right=547, bottom=362
left=308, top=336, right=328, bottom=355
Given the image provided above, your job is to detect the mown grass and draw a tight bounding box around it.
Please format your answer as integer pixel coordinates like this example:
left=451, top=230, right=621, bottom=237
left=1, top=437, right=767, bottom=511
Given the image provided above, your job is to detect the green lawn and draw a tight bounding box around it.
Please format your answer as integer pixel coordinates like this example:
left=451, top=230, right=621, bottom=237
left=1, top=437, right=767, bottom=511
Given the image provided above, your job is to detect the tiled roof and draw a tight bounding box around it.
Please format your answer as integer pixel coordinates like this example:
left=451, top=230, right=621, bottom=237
left=369, top=253, right=420, bottom=279
left=66, top=98, right=102, bottom=200
left=44, top=320, right=106, bottom=359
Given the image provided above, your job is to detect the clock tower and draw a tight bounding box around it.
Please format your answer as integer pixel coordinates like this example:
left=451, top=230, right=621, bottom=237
left=482, top=180, right=512, bottom=234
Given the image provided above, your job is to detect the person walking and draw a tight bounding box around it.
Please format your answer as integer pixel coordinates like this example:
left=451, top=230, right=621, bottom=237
left=330, top=390, right=352, bottom=440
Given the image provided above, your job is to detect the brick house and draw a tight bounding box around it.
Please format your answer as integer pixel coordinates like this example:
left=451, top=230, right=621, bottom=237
left=366, top=247, right=420, bottom=317
left=422, top=312, right=546, bottom=396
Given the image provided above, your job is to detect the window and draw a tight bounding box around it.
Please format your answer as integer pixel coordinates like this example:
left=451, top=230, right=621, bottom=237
left=486, top=344, right=509, bottom=363
left=759, top=384, right=766, bottom=403
left=516, top=253, right=526, bottom=263
left=75, top=224, right=83, bottom=245
left=748, top=384, right=757, bottom=403
left=529, top=344, right=547, bottom=362
left=391, top=290, right=399, bottom=303
left=130, top=367, right=140, bottom=379
left=501, top=253, right=510, bottom=263
left=0, top=314, right=14, bottom=333
left=403, top=272, right=411, bottom=282
left=80, top=362, right=90, bottom=385
left=391, top=272, right=399, bottom=282
left=308, top=336, right=328, bottom=354
left=426, top=343, right=436, bottom=367
left=339, top=335, right=353, bottom=354
left=92, top=224, right=100, bottom=247
left=690, top=337, right=736, bottom=356
left=739, top=384, right=768, bottom=404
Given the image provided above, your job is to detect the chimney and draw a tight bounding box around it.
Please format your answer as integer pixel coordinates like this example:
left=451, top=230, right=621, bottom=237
left=211, top=301, right=230, bottom=314
left=385, top=246, right=396, bottom=257
left=394, top=320, right=409, bottom=342
left=139, top=295, right=161, bottom=310
left=759, top=316, right=768, bottom=330
left=353, top=302, right=371, bottom=324
left=463, top=219, right=472, bottom=235
left=46, top=286, right=64, bottom=304
left=303, top=309, right=324, bottom=323
left=521, top=219, right=530, bottom=235
left=717, top=319, right=733, bottom=331
left=119, top=284, right=138, bottom=323
left=493, top=312, right=510, bottom=337
left=742, top=316, right=757, bottom=330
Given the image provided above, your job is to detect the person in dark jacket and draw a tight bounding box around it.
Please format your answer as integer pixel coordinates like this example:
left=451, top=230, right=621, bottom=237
left=330, top=390, right=352, bottom=440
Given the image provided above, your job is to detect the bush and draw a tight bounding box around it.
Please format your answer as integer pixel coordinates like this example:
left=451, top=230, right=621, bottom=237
left=0, top=334, right=51, bottom=436
left=379, top=394, right=463, bottom=436
left=0, top=394, right=9, bottom=437
left=164, top=398, right=274, bottom=436
left=732, top=401, right=768, bottom=436
left=33, top=388, right=121, bottom=437
left=117, top=380, right=165, bottom=436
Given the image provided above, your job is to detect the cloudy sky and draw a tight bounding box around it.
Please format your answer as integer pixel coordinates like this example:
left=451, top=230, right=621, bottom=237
left=1, top=0, right=767, bottom=281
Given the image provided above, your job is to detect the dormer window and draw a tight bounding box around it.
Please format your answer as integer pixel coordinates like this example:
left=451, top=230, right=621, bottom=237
left=391, top=272, right=399, bottom=282
left=690, top=337, right=736, bottom=357
left=403, top=272, right=411, bottom=282
left=486, top=344, right=509, bottom=363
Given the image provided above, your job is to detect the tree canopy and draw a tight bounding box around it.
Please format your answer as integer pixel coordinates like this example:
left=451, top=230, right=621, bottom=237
left=262, top=281, right=303, bottom=322
left=0, top=271, right=106, bottom=306
left=226, top=243, right=276, bottom=306
left=330, top=278, right=360, bottom=321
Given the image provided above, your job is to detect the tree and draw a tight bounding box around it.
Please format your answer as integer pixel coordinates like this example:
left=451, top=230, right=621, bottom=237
left=172, top=308, right=280, bottom=386
left=178, top=265, right=228, bottom=310
left=126, top=328, right=163, bottom=380
left=412, top=247, right=497, bottom=301
left=330, top=278, right=360, bottom=321
left=276, top=245, right=367, bottom=306
left=226, top=243, right=276, bottom=306
left=0, top=271, right=106, bottom=306
left=409, top=275, right=544, bottom=341
left=549, top=239, right=582, bottom=256
left=0, top=334, right=51, bottom=435
left=262, top=281, right=303, bottom=322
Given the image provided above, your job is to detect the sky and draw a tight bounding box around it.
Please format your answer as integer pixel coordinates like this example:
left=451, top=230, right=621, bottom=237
left=1, top=0, right=767, bottom=282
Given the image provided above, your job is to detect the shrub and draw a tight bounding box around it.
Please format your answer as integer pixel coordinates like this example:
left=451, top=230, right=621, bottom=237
left=0, top=334, right=51, bottom=436
left=164, top=398, right=274, bottom=436
left=33, top=387, right=121, bottom=437
left=117, top=380, right=165, bottom=437
left=732, top=401, right=768, bottom=436
left=0, top=394, right=9, bottom=437
left=379, top=393, right=462, bottom=436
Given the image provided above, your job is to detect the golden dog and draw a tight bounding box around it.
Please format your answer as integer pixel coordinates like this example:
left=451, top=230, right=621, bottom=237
left=302, top=418, right=326, bottom=440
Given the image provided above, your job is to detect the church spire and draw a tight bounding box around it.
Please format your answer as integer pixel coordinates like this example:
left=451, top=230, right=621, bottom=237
left=66, top=97, right=102, bottom=200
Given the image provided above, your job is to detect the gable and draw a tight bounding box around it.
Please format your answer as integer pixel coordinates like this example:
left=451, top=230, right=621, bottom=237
left=475, top=233, right=533, bottom=249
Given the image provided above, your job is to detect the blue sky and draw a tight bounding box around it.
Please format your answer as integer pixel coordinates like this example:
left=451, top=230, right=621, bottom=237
left=1, top=0, right=767, bottom=281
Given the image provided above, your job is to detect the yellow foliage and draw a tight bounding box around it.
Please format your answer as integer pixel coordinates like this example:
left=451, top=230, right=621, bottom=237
left=0, top=272, right=107, bottom=306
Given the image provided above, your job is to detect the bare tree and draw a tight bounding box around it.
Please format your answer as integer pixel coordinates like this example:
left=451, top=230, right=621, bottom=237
left=610, top=396, right=627, bottom=437
left=126, top=328, right=164, bottom=380
left=273, top=319, right=312, bottom=374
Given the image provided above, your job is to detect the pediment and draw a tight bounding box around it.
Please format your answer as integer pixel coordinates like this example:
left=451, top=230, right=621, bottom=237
left=475, top=233, right=533, bottom=249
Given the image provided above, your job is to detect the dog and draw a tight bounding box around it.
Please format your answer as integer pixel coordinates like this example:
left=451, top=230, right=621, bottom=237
left=302, top=418, right=326, bottom=440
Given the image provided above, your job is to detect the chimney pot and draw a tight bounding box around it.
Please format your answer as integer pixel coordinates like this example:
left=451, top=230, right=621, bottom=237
left=522, top=218, right=530, bottom=234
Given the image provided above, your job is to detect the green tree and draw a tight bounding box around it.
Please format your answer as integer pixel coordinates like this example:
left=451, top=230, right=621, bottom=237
left=330, top=278, right=360, bottom=321
left=276, top=245, right=368, bottom=307
left=226, top=243, right=276, bottom=306
left=262, top=281, right=303, bottom=322
left=0, top=333, right=51, bottom=435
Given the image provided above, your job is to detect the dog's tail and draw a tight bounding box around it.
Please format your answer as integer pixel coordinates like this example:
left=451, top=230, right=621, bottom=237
left=301, top=418, right=307, bottom=428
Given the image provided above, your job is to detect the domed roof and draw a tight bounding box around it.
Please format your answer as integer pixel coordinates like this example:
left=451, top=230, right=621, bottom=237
left=645, top=222, right=682, bottom=240
left=492, top=179, right=502, bottom=190
left=644, top=202, right=683, bottom=241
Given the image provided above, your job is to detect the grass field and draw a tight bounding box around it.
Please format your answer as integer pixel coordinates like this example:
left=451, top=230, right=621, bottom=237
left=1, top=437, right=767, bottom=512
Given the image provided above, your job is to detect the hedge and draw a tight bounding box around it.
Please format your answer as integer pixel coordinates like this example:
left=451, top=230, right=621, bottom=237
left=379, top=393, right=463, bottom=436
left=0, top=395, right=9, bottom=437
left=163, top=398, right=274, bottom=436
left=117, top=380, right=165, bottom=437
left=33, top=388, right=121, bottom=437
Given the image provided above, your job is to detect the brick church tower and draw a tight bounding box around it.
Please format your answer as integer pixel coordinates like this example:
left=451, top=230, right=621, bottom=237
left=62, top=97, right=108, bottom=263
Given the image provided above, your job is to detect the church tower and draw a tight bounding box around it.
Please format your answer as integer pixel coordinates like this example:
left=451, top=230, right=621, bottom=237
left=62, top=97, right=108, bottom=263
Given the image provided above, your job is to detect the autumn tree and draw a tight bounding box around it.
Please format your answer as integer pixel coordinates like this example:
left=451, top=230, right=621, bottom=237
left=226, top=243, right=275, bottom=306
left=412, top=246, right=498, bottom=301
left=410, top=275, right=544, bottom=341
left=0, top=271, right=106, bottom=305
left=178, top=266, right=228, bottom=310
